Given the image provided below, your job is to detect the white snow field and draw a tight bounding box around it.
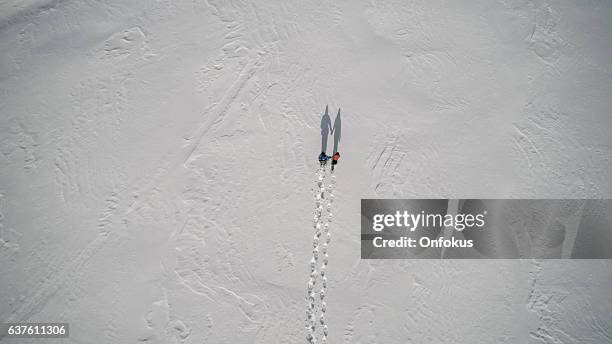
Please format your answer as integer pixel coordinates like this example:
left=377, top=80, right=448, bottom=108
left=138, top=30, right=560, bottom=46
left=1, top=0, right=611, bottom=343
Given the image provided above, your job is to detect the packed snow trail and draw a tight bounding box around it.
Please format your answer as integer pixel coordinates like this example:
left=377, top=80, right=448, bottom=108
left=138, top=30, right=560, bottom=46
left=306, top=165, right=335, bottom=343
left=319, top=171, right=335, bottom=343
left=307, top=166, right=326, bottom=343
left=306, top=167, right=324, bottom=343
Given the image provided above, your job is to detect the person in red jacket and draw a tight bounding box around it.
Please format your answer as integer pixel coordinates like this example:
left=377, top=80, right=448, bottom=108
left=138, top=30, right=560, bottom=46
left=331, top=152, right=340, bottom=171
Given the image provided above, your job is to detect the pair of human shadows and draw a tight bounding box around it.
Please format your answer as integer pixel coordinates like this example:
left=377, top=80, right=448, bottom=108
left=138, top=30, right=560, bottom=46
left=320, top=105, right=341, bottom=154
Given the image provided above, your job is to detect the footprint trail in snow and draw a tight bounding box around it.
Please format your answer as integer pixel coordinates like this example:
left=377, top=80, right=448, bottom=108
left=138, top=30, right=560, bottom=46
left=307, top=166, right=335, bottom=343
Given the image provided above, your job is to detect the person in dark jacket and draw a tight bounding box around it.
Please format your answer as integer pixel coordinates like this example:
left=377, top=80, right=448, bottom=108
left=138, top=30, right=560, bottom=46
left=318, top=152, right=331, bottom=166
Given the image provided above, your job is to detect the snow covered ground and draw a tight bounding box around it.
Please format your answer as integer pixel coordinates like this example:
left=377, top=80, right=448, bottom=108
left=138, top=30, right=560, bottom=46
left=1, top=0, right=611, bottom=343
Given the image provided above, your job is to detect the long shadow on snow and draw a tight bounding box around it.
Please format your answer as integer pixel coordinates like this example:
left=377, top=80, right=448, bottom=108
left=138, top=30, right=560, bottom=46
left=320, top=105, right=331, bottom=153
left=332, top=108, right=341, bottom=154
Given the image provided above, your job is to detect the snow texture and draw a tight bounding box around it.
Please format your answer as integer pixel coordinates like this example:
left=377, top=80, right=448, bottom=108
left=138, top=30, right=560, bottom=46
left=1, top=0, right=611, bottom=343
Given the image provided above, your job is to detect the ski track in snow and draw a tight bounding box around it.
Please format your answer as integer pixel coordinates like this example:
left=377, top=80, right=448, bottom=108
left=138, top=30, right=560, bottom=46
left=0, top=0, right=611, bottom=343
